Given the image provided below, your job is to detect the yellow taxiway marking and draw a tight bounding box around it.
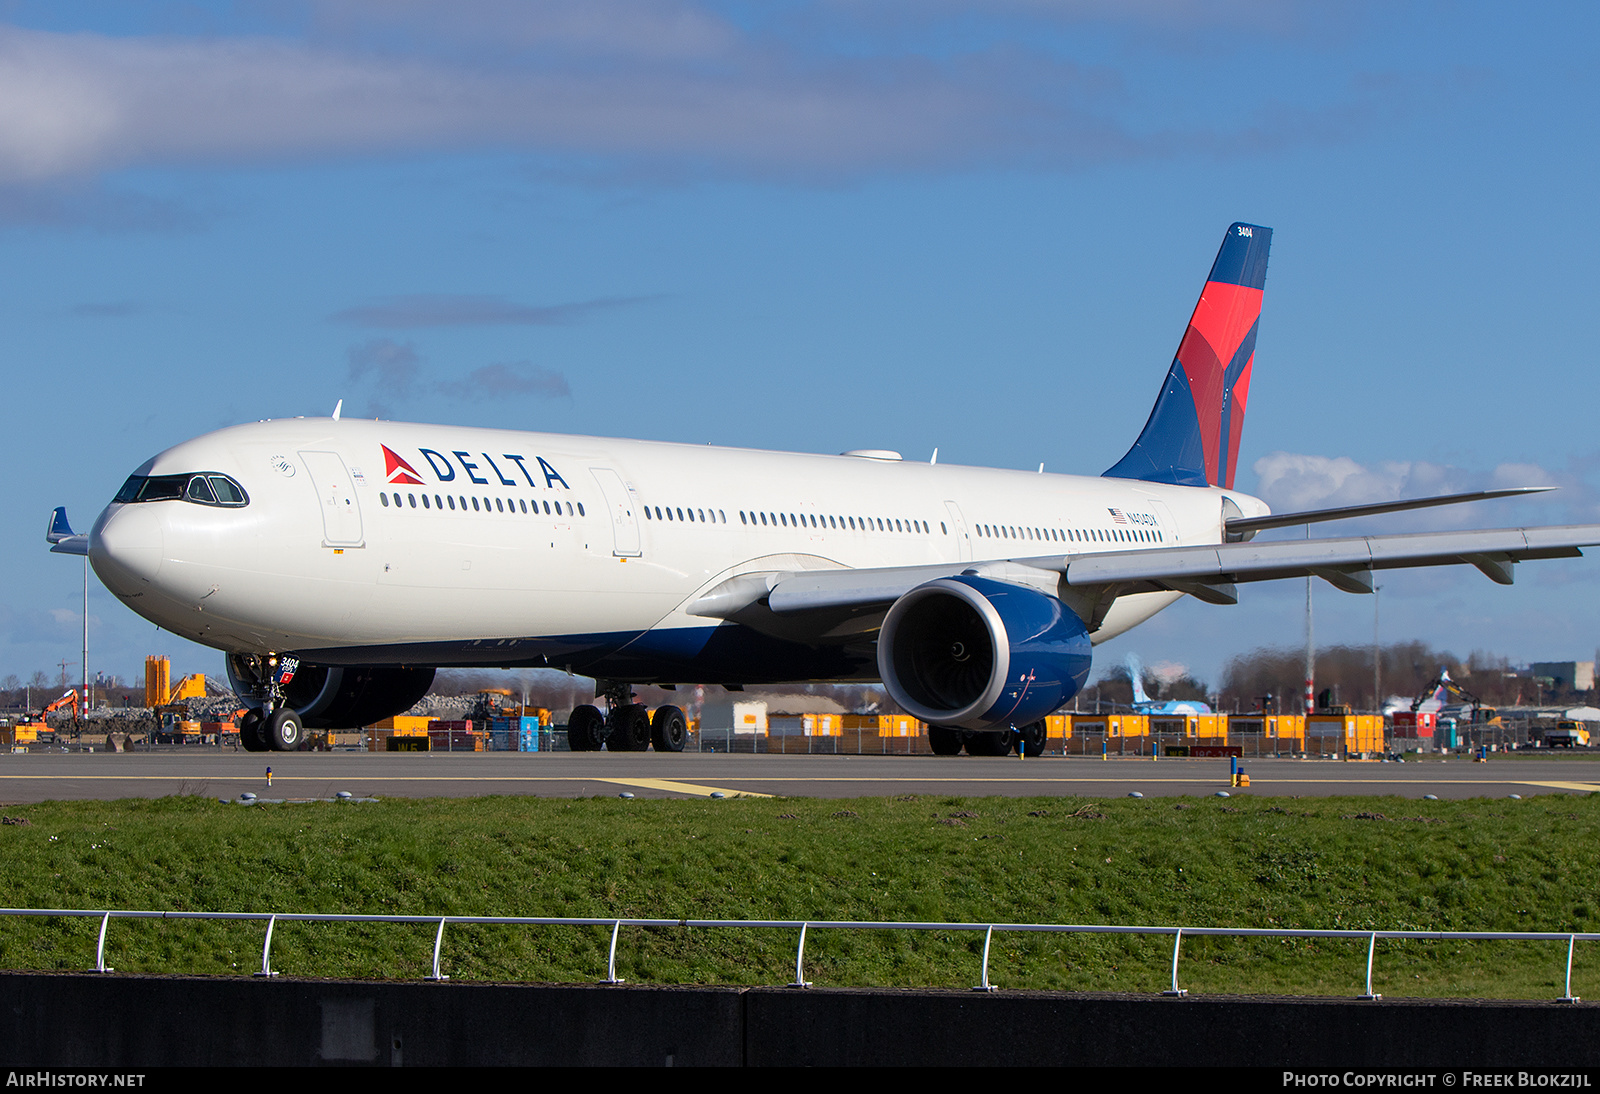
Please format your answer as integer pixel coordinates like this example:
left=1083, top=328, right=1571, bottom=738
left=0, top=773, right=769, bottom=797
left=596, top=777, right=772, bottom=799
left=0, top=773, right=1587, bottom=795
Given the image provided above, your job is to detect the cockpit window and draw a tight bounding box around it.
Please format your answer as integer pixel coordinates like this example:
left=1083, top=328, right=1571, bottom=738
left=115, top=473, right=249, bottom=508
left=208, top=476, right=247, bottom=505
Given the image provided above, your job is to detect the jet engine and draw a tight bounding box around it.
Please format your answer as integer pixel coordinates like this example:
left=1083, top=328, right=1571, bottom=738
left=877, top=575, right=1091, bottom=732
left=227, top=656, right=435, bottom=729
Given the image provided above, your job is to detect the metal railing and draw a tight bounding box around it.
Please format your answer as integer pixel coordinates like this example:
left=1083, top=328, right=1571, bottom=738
left=1, top=906, right=1594, bottom=1000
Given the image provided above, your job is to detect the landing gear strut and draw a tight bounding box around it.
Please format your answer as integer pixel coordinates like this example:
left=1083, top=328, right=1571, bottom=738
left=230, top=653, right=305, bottom=753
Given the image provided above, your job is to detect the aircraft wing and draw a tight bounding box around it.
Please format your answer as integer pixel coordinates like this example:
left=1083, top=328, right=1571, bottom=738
left=734, top=524, right=1600, bottom=620
left=1060, top=524, right=1600, bottom=603
left=763, top=560, right=1060, bottom=614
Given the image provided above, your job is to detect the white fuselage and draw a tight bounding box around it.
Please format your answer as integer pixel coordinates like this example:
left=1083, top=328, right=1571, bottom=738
left=88, top=418, right=1267, bottom=682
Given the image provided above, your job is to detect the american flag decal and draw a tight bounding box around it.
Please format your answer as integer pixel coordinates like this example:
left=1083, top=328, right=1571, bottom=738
left=1108, top=508, right=1128, bottom=524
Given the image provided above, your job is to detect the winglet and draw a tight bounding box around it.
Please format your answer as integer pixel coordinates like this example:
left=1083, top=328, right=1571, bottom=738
left=46, top=507, right=89, bottom=555
left=46, top=507, right=74, bottom=544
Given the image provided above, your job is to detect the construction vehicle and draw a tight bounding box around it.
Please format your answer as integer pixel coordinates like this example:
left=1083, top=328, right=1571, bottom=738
left=467, top=689, right=522, bottom=725
left=144, top=657, right=217, bottom=743
left=41, top=689, right=79, bottom=722
left=145, top=656, right=206, bottom=708
left=1545, top=720, right=1591, bottom=748
left=10, top=689, right=77, bottom=742
left=1411, top=669, right=1501, bottom=726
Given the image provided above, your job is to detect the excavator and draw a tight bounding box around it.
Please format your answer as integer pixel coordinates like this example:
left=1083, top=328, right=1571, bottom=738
left=1411, top=669, right=1501, bottom=725
left=7, top=690, right=80, bottom=744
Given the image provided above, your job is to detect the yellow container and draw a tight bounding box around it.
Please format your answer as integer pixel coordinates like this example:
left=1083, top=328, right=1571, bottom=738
left=1227, top=713, right=1305, bottom=744
left=770, top=713, right=843, bottom=736
left=1147, top=713, right=1227, bottom=738
left=371, top=715, right=432, bottom=735
left=1067, top=713, right=1150, bottom=737
left=843, top=714, right=923, bottom=736
left=1307, top=713, right=1384, bottom=753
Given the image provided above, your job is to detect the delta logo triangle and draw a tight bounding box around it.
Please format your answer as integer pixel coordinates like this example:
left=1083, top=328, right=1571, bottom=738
left=382, top=445, right=424, bottom=485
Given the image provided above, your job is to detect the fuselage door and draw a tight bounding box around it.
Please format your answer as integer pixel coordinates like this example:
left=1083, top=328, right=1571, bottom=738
left=590, top=467, right=642, bottom=557
left=299, top=450, right=364, bottom=547
left=944, top=501, right=973, bottom=562
left=1148, top=498, right=1181, bottom=546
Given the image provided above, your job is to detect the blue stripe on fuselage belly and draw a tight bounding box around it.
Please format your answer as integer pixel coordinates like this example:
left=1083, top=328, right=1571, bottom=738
left=289, top=623, right=878, bottom=683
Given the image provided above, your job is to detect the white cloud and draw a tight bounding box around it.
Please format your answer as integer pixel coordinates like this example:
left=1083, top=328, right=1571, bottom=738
left=331, top=293, right=656, bottom=328
left=1251, top=451, right=1566, bottom=512
left=0, top=23, right=1075, bottom=181
left=1249, top=451, right=1580, bottom=530
left=1250, top=452, right=1474, bottom=510
left=0, top=4, right=1379, bottom=184
left=437, top=362, right=571, bottom=400
left=311, top=0, right=741, bottom=61
left=1147, top=659, right=1192, bottom=685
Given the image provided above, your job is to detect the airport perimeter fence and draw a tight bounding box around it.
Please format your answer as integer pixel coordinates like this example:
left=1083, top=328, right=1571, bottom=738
left=601, top=728, right=1543, bottom=757
left=2, top=905, right=1596, bottom=1001
left=18, top=718, right=1545, bottom=757
left=664, top=717, right=1546, bottom=757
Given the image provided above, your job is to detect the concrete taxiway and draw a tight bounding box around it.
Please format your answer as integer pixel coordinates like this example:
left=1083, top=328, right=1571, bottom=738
left=0, top=750, right=1594, bottom=803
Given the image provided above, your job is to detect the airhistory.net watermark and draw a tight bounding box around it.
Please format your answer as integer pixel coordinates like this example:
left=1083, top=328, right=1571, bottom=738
left=1281, top=1076, right=1593, bottom=1088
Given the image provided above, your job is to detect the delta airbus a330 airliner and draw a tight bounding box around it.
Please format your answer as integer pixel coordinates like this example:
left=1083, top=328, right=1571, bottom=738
left=47, top=224, right=1600, bottom=754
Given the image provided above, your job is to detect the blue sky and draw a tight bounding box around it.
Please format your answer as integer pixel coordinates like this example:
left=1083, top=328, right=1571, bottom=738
left=3, top=1, right=1597, bottom=697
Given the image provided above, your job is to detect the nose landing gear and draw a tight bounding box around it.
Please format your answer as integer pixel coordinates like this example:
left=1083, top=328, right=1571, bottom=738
left=264, top=708, right=304, bottom=752
left=238, top=710, right=268, bottom=752
left=230, top=653, right=306, bottom=753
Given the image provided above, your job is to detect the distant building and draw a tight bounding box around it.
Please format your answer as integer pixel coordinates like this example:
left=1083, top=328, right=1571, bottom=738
left=1529, top=662, right=1595, bottom=693
left=700, top=698, right=768, bottom=734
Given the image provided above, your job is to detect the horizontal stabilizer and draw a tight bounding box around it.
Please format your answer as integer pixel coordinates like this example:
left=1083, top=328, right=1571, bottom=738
left=1226, top=487, right=1554, bottom=536
left=50, top=536, right=89, bottom=556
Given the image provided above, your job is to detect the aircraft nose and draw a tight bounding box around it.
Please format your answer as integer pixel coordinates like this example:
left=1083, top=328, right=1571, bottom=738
left=90, top=504, right=164, bottom=596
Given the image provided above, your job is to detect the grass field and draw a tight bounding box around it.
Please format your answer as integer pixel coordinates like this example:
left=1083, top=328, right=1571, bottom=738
left=0, top=790, right=1595, bottom=998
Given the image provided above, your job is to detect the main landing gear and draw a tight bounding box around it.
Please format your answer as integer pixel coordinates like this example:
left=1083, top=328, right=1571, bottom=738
left=567, top=680, right=688, bottom=753
left=233, top=653, right=306, bottom=753
left=928, top=720, right=1049, bottom=757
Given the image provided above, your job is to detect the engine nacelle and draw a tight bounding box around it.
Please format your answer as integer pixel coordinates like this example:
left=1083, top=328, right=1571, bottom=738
left=877, top=575, right=1091, bottom=732
left=227, top=656, right=435, bottom=729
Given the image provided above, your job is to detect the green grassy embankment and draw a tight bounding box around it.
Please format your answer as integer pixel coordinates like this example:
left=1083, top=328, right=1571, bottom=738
left=0, top=792, right=1595, bottom=998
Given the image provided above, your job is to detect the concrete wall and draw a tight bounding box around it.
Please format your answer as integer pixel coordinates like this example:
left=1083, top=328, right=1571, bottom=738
left=2, top=973, right=1599, bottom=1067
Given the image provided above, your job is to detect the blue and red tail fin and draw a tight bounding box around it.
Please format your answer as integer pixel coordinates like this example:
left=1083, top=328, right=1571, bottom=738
left=1104, top=222, right=1271, bottom=490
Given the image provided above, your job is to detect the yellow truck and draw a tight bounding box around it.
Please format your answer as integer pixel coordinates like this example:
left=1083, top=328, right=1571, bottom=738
left=1545, top=720, right=1591, bottom=748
